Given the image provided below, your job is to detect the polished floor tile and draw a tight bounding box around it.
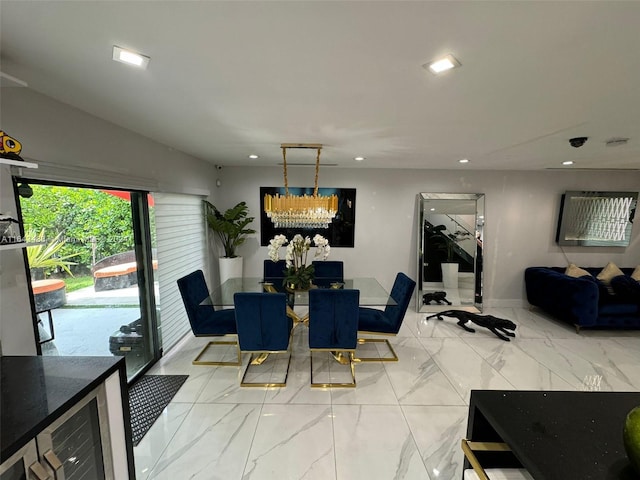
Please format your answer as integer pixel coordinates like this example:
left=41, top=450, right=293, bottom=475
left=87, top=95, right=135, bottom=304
left=145, top=403, right=262, bottom=479
left=134, top=307, right=640, bottom=480
left=402, top=405, right=468, bottom=480
left=332, top=404, right=429, bottom=479
left=244, top=404, right=335, bottom=479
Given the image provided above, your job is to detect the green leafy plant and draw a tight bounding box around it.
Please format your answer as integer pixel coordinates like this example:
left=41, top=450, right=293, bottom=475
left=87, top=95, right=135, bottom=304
left=27, top=228, right=80, bottom=277
left=19, top=185, right=138, bottom=273
left=204, top=201, right=256, bottom=258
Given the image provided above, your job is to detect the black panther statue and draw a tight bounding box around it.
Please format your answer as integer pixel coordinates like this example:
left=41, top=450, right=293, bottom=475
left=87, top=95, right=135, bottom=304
left=422, top=291, right=452, bottom=305
left=425, top=310, right=517, bottom=341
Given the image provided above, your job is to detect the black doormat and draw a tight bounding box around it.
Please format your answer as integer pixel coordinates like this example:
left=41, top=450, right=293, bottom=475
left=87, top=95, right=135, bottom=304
left=128, top=374, right=188, bottom=446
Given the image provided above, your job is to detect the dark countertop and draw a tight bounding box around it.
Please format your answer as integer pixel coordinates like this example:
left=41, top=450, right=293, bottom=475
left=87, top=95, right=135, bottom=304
left=1, top=355, right=125, bottom=462
left=468, top=390, right=640, bottom=480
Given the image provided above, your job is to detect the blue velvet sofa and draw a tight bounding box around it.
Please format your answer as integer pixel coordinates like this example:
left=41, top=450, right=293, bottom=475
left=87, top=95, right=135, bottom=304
left=524, top=266, right=640, bottom=332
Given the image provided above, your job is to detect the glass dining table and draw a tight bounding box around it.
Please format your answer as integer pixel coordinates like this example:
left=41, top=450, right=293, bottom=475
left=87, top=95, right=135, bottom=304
left=204, top=277, right=396, bottom=310
left=202, top=277, right=396, bottom=366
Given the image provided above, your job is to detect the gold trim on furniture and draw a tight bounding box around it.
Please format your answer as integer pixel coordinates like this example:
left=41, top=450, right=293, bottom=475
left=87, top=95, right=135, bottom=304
left=310, top=349, right=357, bottom=388
left=193, top=338, right=242, bottom=366
left=263, top=282, right=309, bottom=326
left=250, top=352, right=270, bottom=365
left=354, top=336, right=398, bottom=362
left=287, top=306, right=309, bottom=326
left=461, top=439, right=513, bottom=480
left=240, top=350, right=292, bottom=387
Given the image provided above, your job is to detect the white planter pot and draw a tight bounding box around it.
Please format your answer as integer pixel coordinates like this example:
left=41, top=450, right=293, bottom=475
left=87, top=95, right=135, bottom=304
left=219, top=256, right=243, bottom=284
left=441, top=263, right=459, bottom=289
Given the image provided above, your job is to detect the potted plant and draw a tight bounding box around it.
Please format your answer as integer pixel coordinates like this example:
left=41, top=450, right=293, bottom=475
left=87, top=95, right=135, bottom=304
left=204, top=200, right=256, bottom=283
left=26, top=228, right=79, bottom=280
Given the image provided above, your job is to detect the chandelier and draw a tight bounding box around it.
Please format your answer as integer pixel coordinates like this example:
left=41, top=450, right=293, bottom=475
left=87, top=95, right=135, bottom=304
left=264, top=143, right=338, bottom=229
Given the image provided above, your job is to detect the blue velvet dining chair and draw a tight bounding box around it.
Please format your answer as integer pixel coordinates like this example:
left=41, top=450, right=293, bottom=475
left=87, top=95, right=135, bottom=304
left=312, top=260, right=344, bottom=288
left=263, top=259, right=287, bottom=286
left=177, top=269, right=241, bottom=366
left=356, top=272, right=416, bottom=362
left=308, top=288, right=359, bottom=387
left=234, top=292, right=293, bottom=387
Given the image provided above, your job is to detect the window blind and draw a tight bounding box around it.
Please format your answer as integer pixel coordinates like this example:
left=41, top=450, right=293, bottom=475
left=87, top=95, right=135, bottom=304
left=153, top=193, right=207, bottom=352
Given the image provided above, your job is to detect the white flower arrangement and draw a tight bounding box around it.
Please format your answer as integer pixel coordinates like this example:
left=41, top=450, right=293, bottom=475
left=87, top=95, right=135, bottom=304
left=267, top=233, right=330, bottom=289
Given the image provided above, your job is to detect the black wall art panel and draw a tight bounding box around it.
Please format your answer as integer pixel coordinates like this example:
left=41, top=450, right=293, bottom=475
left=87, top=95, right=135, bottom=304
left=260, top=187, right=356, bottom=247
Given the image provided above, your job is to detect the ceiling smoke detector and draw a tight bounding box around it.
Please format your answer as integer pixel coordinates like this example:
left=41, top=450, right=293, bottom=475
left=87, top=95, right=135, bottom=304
left=605, top=137, right=629, bottom=147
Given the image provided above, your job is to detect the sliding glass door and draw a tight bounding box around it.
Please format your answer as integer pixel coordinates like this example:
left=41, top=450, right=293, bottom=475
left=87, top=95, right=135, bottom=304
left=17, top=181, right=159, bottom=380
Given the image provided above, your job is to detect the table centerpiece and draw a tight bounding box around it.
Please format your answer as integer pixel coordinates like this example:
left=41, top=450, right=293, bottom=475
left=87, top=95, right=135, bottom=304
left=267, top=233, right=330, bottom=291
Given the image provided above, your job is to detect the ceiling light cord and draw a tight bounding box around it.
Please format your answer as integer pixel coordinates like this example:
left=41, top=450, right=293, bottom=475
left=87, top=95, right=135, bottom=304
left=282, top=146, right=289, bottom=196
left=280, top=145, right=322, bottom=197
left=314, top=147, right=321, bottom=197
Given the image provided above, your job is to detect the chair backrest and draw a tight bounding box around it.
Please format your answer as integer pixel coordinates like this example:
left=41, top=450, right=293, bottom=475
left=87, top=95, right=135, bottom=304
left=308, top=288, right=359, bottom=350
left=382, top=272, right=416, bottom=334
left=177, top=269, right=219, bottom=334
left=234, top=292, right=291, bottom=351
left=312, top=260, right=344, bottom=287
left=264, top=259, right=287, bottom=285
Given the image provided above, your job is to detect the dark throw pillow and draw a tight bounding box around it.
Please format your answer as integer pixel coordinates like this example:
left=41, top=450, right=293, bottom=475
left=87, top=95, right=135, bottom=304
left=610, top=275, right=640, bottom=303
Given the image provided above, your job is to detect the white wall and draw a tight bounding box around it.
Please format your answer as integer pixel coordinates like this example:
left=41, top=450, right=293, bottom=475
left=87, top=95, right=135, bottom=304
left=215, top=166, right=640, bottom=306
left=1, top=88, right=218, bottom=194
left=0, top=164, right=38, bottom=355
left=2, top=86, right=639, bottom=356
left=0, top=88, right=220, bottom=354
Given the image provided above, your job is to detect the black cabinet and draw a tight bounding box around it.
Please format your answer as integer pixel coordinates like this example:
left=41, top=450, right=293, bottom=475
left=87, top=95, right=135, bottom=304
left=1, top=357, right=135, bottom=480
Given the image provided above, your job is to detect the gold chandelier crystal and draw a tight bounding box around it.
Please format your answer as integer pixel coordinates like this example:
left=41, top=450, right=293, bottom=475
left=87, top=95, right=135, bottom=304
left=264, top=143, right=338, bottom=229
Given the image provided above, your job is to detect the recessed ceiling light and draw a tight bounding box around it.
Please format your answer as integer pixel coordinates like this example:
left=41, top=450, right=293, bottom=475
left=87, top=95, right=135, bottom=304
left=248, top=154, right=259, bottom=159
left=459, top=158, right=469, bottom=164
left=562, top=161, right=574, bottom=166
left=112, top=46, right=150, bottom=69
left=430, top=208, right=436, bottom=211
left=354, top=156, right=365, bottom=161
left=424, top=54, right=461, bottom=74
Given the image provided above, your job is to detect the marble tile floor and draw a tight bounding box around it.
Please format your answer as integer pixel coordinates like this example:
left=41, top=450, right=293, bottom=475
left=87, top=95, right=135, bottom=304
left=134, top=307, right=640, bottom=480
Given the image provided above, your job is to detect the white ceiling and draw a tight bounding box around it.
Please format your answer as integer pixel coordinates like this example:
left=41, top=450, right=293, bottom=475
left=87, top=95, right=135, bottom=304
left=1, top=1, right=640, bottom=171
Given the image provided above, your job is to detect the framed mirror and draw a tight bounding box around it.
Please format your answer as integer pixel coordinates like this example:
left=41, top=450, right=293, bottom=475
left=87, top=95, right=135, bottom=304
left=556, top=191, right=637, bottom=247
left=416, top=193, right=485, bottom=313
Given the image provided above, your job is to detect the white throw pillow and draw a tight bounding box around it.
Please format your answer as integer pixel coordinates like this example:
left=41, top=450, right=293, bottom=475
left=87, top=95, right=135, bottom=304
left=597, top=262, right=625, bottom=295
left=597, top=262, right=624, bottom=283
left=565, top=264, right=591, bottom=278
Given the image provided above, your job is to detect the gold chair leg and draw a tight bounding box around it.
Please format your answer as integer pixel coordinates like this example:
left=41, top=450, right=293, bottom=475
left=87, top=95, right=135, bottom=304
left=240, top=352, right=291, bottom=387
left=251, top=352, right=270, bottom=365
left=461, top=439, right=513, bottom=480
left=193, top=340, right=241, bottom=366
left=331, top=351, right=350, bottom=365
left=353, top=338, right=398, bottom=362
left=310, top=351, right=356, bottom=388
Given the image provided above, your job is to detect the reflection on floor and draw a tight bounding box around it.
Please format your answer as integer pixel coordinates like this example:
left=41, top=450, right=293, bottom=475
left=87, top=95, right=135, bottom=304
left=134, top=307, right=640, bottom=480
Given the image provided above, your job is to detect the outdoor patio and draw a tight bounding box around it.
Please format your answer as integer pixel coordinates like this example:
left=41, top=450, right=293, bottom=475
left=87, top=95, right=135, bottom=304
left=39, top=284, right=157, bottom=364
